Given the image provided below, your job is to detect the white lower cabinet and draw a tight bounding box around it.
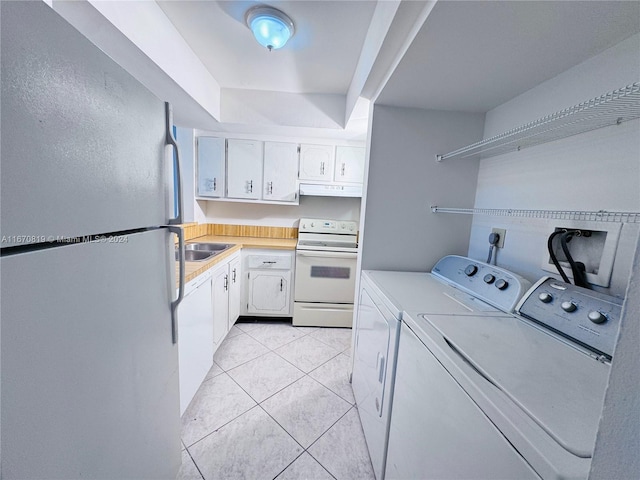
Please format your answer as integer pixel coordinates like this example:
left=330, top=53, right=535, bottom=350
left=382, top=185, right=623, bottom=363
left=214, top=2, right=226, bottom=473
left=178, top=251, right=241, bottom=414
left=211, top=261, right=230, bottom=350
left=242, top=249, right=294, bottom=316
left=177, top=271, right=214, bottom=415
left=228, top=254, right=242, bottom=328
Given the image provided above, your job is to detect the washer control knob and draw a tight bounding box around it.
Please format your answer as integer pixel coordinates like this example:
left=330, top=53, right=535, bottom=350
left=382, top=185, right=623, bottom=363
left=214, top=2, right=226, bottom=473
left=495, top=279, right=509, bottom=290
left=464, top=265, right=478, bottom=276
left=538, top=292, right=553, bottom=303
left=561, top=301, right=577, bottom=312
left=588, top=311, right=607, bottom=324
left=483, top=274, right=495, bottom=284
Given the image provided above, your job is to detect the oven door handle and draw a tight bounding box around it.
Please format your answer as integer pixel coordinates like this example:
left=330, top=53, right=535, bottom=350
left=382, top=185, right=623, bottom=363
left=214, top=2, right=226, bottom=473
left=296, top=250, right=358, bottom=259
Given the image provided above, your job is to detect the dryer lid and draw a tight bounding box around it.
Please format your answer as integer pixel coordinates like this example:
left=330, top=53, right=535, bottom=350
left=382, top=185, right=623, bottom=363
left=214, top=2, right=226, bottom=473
left=423, top=312, right=609, bottom=458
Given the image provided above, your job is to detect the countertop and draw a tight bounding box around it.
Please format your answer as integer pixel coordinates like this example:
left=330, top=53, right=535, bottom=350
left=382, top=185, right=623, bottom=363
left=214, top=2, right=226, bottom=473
left=176, top=235, right=297, bottom=288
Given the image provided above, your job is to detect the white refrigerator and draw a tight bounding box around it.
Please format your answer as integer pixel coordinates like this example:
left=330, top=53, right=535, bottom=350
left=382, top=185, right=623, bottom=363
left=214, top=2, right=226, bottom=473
left=1, top=2, right=186, bottom=478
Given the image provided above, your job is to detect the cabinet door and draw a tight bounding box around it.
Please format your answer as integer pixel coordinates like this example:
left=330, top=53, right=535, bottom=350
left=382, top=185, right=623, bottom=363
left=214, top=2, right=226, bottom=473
left=197, top=137, right=225, bottom=197
left=263, top=142, right=299, bottom=202
left=247, top=270, right=291, bottom=315
left=335, top=146, right=365, bottom=183
left=178, top=273, right=213, bottom=415
left=227, top=139, right=263, bottom=199
left=228, top=255, right=242, bottom=328
left=212, top=264, right=230, bottom=349
left=299, top=144, right=334, bottom=181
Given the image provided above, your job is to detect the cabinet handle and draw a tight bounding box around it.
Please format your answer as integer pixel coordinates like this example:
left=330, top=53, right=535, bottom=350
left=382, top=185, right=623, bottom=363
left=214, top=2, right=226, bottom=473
left=341, top=163, right=345, bottom=176
left=320, top=162, right=325, bottom=175
left=269, top=181, right=273, bottom=194
left=263, top=261, right=276, bottom=265
left=213, top=177, right=217, bottom=191
left=250, top=180, right=253, bottom=193
left=280, top=278, right=283, bottom=291
left=224, top=274, right=228, bottom=291
left=232, top=268, right=237, bottom=282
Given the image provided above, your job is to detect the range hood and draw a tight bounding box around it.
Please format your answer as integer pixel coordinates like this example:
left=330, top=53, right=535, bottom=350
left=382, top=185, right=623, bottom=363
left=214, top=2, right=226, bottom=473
left=299, top=183, right=362, bottom=198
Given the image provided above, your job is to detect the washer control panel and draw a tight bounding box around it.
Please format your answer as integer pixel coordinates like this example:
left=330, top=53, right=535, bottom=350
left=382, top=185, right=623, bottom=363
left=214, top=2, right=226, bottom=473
left=431, top=255, right=532, bottom=313
left=516, top=277, right=623, bottom=358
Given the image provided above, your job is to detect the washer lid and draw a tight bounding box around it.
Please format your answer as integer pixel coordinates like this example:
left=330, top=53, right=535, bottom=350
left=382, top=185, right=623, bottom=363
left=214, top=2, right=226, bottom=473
left=423, top=313, right=609, bottom=458
left=362, top=270, right=508, bottom=319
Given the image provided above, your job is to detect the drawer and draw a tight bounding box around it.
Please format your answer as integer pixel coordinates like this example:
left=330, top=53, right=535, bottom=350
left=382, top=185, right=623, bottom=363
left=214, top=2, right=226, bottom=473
left=246, top=254, right=292, bottom=270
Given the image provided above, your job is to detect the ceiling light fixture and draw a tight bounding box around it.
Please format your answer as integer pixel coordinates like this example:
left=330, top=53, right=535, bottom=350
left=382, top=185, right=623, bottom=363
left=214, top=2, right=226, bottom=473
left=245, top=5, right=295, bottom=51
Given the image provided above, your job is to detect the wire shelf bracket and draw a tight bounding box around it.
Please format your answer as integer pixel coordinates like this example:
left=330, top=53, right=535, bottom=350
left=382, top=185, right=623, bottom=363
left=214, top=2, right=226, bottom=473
left=436, top=82, right=640, bottom=162
left=430, top=206, right=640, bottom=224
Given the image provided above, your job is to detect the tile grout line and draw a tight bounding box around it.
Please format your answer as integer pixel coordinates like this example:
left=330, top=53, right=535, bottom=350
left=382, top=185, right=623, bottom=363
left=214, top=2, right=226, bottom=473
left=186, top=323, right=358, bottom=479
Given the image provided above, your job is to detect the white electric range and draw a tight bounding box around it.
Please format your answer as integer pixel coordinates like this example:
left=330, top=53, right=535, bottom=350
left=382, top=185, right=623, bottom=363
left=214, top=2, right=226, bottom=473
left=293, top=218, right=359, bottom=327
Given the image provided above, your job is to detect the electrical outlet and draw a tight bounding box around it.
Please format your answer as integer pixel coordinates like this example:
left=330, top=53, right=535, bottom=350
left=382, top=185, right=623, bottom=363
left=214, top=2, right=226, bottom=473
left=491, top=228, right=506, bottom=248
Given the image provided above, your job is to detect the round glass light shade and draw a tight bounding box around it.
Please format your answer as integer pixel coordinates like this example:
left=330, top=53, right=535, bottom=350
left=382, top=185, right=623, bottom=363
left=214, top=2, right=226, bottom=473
left=246, top=6, right=295, bottom=51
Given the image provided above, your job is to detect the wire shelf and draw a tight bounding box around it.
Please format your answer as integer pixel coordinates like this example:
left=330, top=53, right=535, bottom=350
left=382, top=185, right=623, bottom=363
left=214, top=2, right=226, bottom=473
left=436, top=82, right=640, bottom=162
left=430, top=206, right=640, bottom=223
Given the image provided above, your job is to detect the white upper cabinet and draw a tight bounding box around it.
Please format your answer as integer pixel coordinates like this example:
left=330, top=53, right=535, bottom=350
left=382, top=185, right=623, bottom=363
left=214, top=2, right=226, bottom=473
left=299, top=144, right=335, bottom=181
left=197, top=137, right=225, bottom=198
left=334, top=146, right=365, bottom=183
left=227, top=139, right=263, bottom=200
left=263, top=142, right=299, bottom=202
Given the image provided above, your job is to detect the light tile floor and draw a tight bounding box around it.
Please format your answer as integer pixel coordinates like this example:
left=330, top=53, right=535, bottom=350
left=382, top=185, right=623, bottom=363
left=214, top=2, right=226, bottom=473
left=178, top=320, right=375, bottom=480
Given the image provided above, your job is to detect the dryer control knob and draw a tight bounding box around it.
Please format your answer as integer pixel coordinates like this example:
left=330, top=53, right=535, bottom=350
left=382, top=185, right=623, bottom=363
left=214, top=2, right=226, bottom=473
left=495, top=279, right=509, bottom=290
left=464, top=265, right=478, bottom=276
left=483, top=274, right=495, bottom=284
left=588, top=311, right=607, bottom=324
left=538, top=292, right=553, bottom=303
left=561, top=301, right=577, bottom=312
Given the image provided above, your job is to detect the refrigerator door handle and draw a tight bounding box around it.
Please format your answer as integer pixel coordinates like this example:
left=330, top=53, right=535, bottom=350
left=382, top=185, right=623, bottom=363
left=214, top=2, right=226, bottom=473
left=169, top=225, right=185, bottom=344
left=165, top=102, right=183, bottom=225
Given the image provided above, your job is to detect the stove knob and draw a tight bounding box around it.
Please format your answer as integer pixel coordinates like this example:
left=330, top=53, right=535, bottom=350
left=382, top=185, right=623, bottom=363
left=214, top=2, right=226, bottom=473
left=495, top=279, right=509, bottom=290
left=311, top=222, right=315, bottom=227
left=349, top=225, right=355, bottom=231
left=483, top=274, right=495, bottom=284
left=588, top=311, right=607, bottom=324
left=302, top=223, right=306, bottom=229
left=561, top=301, right=577, bottom=312
left=464, top=265, right=478, bottom=276
left=538, top=292, right=553, bottom=303
left=341, top=223, right=346, bottom=230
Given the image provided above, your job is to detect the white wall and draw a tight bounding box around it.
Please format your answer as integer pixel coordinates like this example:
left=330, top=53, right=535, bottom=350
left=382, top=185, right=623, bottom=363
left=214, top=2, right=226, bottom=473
left=175, top=127, right=206, bottom=224
left=468, top=34, right=640, bottom=297
left=360, top=105, right=485, bottom=271
left=589, top=235, right=640, bottom=479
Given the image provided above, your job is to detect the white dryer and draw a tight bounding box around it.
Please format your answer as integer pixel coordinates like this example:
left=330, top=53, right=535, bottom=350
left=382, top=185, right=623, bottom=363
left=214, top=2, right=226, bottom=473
left=352, top=256, right=531, bottom=480
left=386, top=277, right=622, bottom=479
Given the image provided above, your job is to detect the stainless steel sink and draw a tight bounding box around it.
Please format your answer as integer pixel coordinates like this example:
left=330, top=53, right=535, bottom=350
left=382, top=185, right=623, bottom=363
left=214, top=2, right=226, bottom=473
left=175, top=249, right=215, bottom=262
left=186, top=243, right=233, bottom=253
left=177, top=242, right=234, bottom=262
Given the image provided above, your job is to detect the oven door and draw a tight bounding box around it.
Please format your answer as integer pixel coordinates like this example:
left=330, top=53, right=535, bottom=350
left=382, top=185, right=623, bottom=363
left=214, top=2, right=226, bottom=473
left=294, top=250, right=358, bottom=303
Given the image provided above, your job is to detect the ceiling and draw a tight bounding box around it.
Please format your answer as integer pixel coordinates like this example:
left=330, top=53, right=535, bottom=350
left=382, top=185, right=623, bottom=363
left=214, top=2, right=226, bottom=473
left=377, top=1, right=640, bottom=112
left=54, top=1, right=640, bottom=135
left=157, top=0, right=377, bottom=95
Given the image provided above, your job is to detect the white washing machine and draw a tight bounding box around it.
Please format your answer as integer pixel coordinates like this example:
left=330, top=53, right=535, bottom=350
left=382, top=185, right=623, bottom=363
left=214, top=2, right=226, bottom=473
left=386, top=277, right=622, bottom=479
left=352, top=256, right=532, bottom=480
